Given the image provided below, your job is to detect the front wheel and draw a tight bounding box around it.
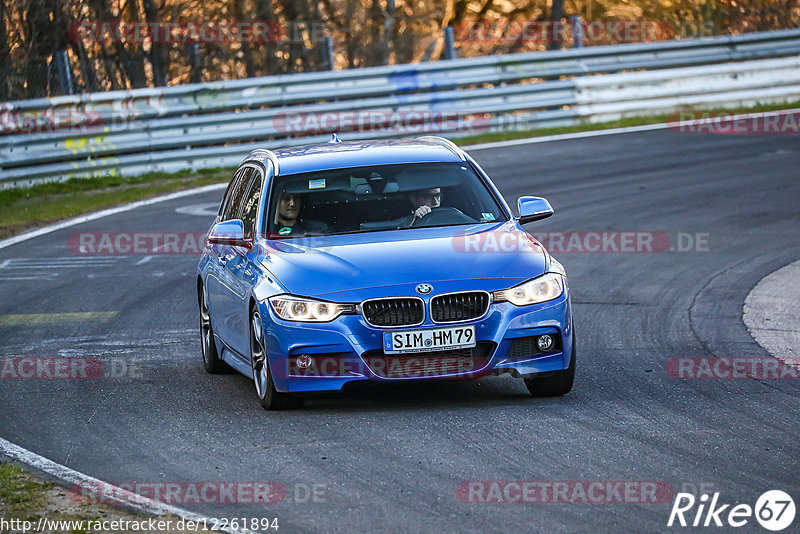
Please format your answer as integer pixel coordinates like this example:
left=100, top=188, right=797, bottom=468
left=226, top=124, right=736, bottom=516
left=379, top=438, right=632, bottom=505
left=524, top=331, right=576, bottom=397
left=250, top=309, right=298, bottom=410
left=200, top=284, right=230, bottom=374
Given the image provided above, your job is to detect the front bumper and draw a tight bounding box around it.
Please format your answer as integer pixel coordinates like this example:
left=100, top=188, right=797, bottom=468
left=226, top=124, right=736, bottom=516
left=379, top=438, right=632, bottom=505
left=261, top=291, right=573, bottom=393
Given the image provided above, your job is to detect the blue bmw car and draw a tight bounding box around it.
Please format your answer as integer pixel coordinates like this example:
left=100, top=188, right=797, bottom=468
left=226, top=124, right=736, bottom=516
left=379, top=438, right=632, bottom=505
left=197, top=136, right=574, bottom=409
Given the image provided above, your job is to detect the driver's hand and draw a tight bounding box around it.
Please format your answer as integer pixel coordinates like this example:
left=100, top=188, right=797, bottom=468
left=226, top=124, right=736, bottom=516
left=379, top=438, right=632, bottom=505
left=413, top=205, right=432, bottom=219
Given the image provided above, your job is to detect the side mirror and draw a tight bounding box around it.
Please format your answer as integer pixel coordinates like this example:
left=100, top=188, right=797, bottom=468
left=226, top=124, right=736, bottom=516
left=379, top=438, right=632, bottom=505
left=207, top=219, right=252, bottom=250
left=517, top=196, right=554, bottom=224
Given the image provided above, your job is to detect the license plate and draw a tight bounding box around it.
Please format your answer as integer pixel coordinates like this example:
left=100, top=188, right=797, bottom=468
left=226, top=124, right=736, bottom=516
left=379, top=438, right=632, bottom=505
left=383, top=325, right=476, bottom=354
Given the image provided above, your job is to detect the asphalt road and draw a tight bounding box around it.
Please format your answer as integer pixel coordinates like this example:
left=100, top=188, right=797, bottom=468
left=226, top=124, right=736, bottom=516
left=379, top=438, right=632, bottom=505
left=1, top=129, right=798, bottom=533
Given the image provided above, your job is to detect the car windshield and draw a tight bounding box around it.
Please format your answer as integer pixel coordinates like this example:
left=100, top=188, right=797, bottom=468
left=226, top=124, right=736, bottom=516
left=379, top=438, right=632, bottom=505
left=264, top=162, right=507, bottom=238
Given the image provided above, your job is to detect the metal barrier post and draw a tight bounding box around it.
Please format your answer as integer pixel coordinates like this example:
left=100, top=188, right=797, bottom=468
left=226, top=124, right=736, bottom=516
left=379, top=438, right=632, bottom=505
left=571, top=16, right=584, bottom=48
left=54, top=50, right=74, bottom=95
left=322, top=36, right=335, bottom=70
left=443, top=27, right=456, bottom=60
left=189, top=44, right=203, bottom=84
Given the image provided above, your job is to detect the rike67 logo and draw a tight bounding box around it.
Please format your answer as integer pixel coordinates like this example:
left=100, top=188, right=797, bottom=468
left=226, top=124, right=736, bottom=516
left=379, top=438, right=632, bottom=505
left=668, top=490, right=795, bottom=531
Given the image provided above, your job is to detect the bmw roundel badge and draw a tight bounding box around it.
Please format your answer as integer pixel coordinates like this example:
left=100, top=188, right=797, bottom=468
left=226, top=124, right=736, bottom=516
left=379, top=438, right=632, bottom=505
left=416, top=284, right=433, bottom=294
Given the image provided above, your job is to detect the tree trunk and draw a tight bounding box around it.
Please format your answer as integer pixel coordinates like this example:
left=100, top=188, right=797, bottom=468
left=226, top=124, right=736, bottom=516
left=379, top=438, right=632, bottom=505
left=232, top=0, right=255, bottom=78
left=548, top=0, right=565, bottom=50
left=63, top=11, right=100, bottom=92
left=253, top=0, right=279, bottom=75
left=140, top=0, right=168, bottom=87
left=278, top=0, right=311, bottom=73
left=0, top=0, right=9, bottom=100
left=23, top=0, right=62, bottom=97
left=122, top=0, right=147, bottom=87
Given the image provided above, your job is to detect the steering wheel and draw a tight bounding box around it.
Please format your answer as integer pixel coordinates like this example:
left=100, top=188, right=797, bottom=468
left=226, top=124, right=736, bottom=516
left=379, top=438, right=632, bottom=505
left=411, top=206, right=475, bottom=227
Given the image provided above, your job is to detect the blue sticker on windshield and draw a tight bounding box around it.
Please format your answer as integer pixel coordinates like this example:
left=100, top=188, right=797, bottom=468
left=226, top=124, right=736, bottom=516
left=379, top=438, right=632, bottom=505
left=481, top=213, right=496, bottom=221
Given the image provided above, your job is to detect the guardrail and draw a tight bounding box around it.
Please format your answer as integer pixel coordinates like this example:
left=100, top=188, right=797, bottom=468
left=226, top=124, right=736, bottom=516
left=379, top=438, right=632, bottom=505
left=2, top=29, right=800, bottom=188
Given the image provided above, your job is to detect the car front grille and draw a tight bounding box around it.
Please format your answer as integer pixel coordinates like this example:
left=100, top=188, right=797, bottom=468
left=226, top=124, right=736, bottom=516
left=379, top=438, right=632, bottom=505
left=430, top=291, right=490, bottom=322
left=361, top=298, right=424, bottom=327
left=362, top=342, right=495, bottom=378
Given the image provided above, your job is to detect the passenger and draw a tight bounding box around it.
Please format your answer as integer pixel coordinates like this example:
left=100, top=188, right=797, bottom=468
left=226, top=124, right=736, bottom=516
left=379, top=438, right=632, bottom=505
left=273, top=191, right=327, bottom=236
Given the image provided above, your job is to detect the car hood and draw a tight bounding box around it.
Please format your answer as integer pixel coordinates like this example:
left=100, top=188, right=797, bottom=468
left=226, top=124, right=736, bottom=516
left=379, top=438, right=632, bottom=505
left=256, top=222, right=548, bottom=299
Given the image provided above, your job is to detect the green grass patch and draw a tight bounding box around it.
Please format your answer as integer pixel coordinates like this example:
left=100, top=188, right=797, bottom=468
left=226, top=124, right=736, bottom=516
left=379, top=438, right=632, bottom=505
left=0, top=168, right=231, bottom=239
left=0, top=463, right=53, bottom=522
left=0, top=462, right=210, bottom=533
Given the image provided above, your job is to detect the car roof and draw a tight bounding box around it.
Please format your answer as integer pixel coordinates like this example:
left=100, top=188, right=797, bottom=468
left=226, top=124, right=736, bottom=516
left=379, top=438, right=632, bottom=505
left=247, top=138, right=466, bottom=176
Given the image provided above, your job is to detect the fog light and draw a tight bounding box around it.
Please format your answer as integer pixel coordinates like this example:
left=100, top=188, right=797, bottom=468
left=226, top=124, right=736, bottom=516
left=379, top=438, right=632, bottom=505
left=296, top=355, right=312, bottom=369
left=536, top=335, right=553, bottom=351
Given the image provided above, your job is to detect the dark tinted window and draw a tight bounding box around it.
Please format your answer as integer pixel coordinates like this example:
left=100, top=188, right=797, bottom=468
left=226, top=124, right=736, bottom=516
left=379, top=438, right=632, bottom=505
left=240, top=171, right=263, bottom=237
left=223, top=167, right=253, bottom=221
left=218, top=168, right=244, bottom=218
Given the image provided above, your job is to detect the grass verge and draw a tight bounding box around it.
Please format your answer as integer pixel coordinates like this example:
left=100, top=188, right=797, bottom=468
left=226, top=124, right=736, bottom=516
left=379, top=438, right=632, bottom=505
left=0, top=169, right=230, bottom=240
left=0, top=462, right=208, bottom=533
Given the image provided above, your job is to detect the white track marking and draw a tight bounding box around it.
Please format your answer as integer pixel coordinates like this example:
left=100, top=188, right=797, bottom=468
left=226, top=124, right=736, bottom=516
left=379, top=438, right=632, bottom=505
left=464, top=123, right=672, bottom=150
left=0, top=275, right=58, bottom=281
left=175, top=202, right=219, bottom=217
left=135, top=255, right=153, bottom=265
left=0, top=183, right=226, bottom=251
left=462, top=108, right=800, bottom=151
left=743, top=259, right=800, bottom=369
left=0, top=258, right=120, bottom=269
left=0, top=437, right=257, bottom=534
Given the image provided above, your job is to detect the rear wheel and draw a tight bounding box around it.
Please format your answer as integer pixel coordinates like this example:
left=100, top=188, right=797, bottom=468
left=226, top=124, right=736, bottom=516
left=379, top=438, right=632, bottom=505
left=200, top=284, right=230, bottom=373
left=250, top=309, right=298, bottom=410
left=524, top=331, right=576, bottom=397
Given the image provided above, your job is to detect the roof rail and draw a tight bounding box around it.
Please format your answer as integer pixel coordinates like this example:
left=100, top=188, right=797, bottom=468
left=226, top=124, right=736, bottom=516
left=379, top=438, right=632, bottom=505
left=414, top=135, right=466, bottom=161
left=249, top=149, right=280, bottom=176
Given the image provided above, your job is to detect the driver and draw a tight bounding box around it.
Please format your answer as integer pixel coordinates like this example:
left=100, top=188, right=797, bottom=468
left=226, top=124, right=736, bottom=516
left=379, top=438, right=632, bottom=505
left=273, top=191, right=327, bottom=236
left=402, top=188, right=441, bottom=227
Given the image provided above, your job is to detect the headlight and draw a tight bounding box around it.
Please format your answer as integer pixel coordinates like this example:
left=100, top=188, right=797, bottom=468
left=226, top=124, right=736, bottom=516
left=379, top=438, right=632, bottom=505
left=269, top=295, right=354, bottom=322
left=548, top=256, right=568, bottom=289
left=493, top=273, right=564, bottom=306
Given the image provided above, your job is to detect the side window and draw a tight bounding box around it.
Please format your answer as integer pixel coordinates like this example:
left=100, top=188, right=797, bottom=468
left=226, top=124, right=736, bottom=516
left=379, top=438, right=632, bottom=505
left=240, top=171, right=263, bottom=238
left=219, top=168, right=244, bottom=219
left=223, top=168, right=253, bottom=221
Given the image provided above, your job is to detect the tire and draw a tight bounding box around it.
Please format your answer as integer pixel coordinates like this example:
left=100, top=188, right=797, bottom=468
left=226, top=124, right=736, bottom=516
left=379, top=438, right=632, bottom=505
left=199, top=283, right=230, bottom=374
left=524, top=331, right=576, bottom=397
left=250, top=308, right=299, bottom=410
